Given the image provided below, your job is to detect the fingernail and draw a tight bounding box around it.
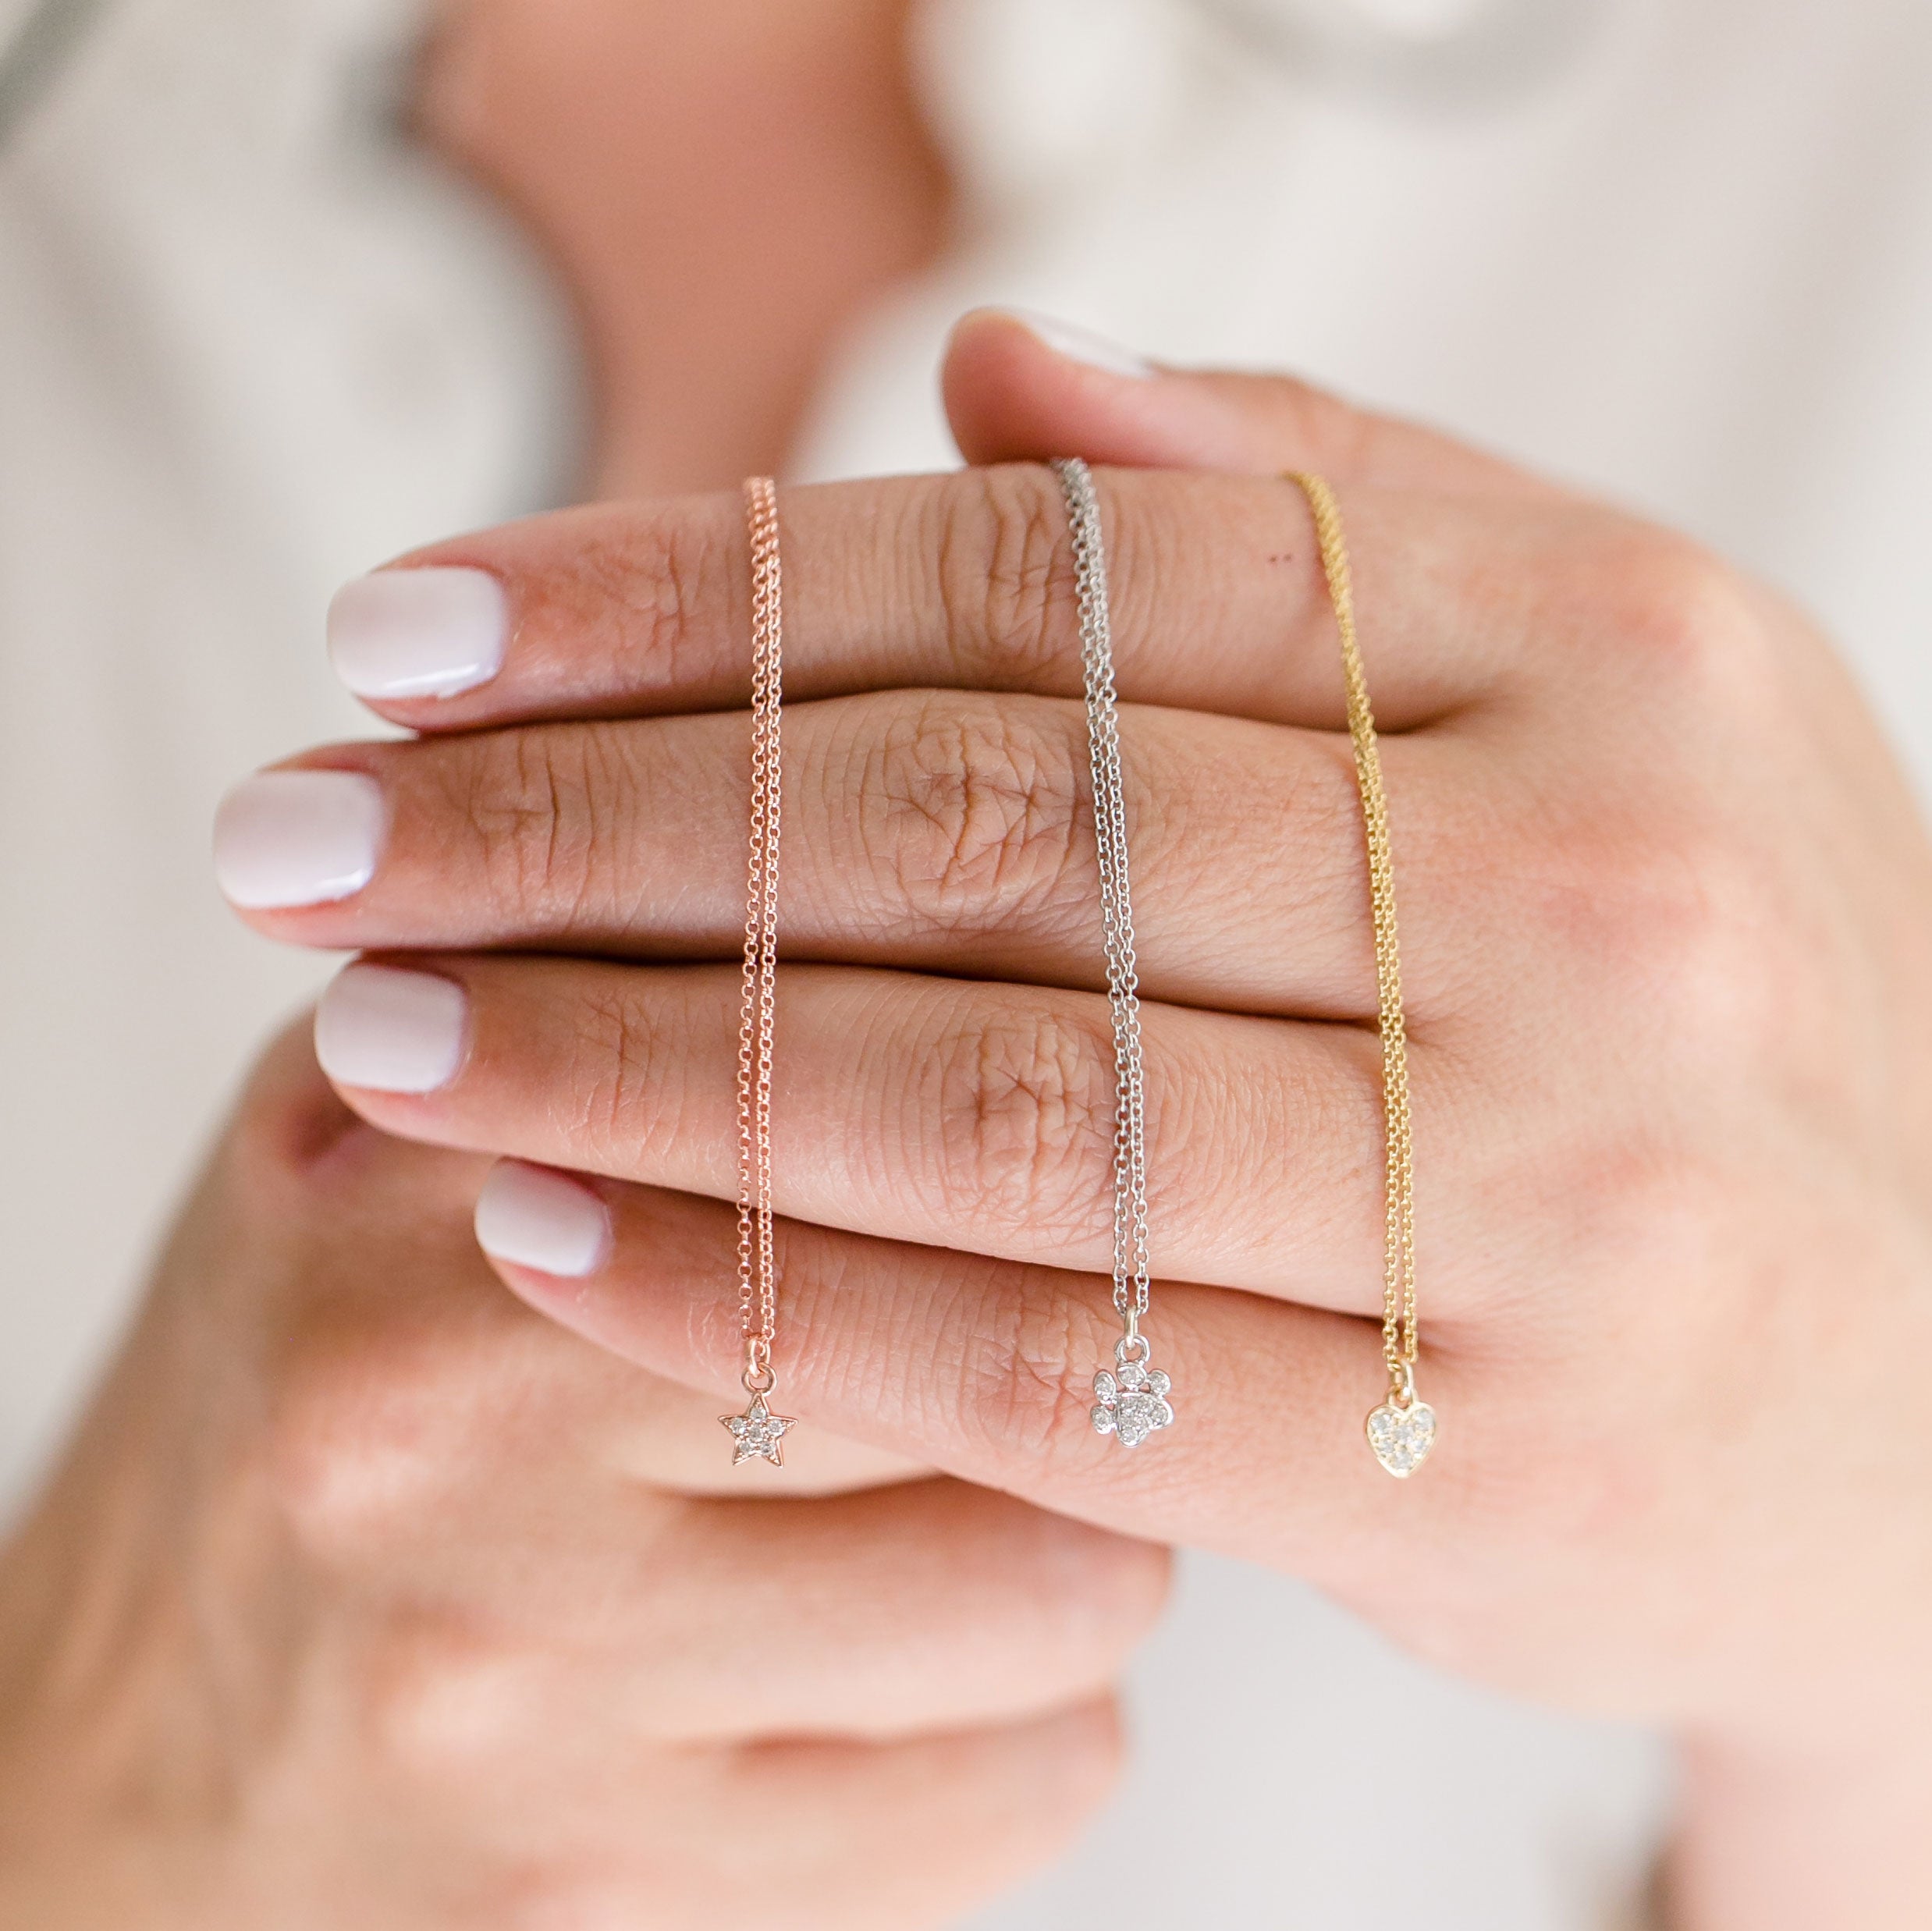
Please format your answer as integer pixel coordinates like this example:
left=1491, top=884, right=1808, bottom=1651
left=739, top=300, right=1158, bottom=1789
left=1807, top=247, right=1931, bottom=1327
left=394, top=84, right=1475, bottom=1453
left=474, top=1162, right=613, bottom=1279
left=327, top=566, right=508, bottom=700
left=1000, top=309, right=1154, bottom=379
left=214, top=770, right=385, bottom=909
left=314, top=963, right=468, bottom=1093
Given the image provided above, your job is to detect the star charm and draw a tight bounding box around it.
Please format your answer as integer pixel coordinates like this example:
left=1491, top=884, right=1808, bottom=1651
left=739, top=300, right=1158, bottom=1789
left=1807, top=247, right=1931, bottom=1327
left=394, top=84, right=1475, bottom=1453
left=719, top=1393, right=796, bottom=1467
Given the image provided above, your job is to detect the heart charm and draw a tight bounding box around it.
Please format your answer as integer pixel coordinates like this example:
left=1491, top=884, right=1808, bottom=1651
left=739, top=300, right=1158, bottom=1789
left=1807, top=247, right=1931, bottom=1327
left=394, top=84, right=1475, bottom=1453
left=1366, top=1397, right=1437, bottom=1478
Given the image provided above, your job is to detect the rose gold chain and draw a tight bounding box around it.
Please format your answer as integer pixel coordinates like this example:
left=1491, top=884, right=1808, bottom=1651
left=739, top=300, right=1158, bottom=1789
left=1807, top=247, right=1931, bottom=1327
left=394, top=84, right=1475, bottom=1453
left=736, top=477, right=783, bottom=1397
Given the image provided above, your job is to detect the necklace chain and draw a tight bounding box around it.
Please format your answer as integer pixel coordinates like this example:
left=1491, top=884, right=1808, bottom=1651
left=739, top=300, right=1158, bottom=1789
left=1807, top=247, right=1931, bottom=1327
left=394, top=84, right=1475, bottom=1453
left=736, top=476, right=783, bottom=1396
left=1056, top=460, right=1152, bottom=1326
left=1291, top=473, right=1419, bottom=1396
left=728, top=467, right=1416, bottom=1454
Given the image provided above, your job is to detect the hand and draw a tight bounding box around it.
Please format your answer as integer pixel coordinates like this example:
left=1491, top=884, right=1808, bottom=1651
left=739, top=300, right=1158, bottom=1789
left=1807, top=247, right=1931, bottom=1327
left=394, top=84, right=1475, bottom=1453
left=221, top=314, right=1932, bottom=1926
left=0, top=1019, right=1164, bottom=1928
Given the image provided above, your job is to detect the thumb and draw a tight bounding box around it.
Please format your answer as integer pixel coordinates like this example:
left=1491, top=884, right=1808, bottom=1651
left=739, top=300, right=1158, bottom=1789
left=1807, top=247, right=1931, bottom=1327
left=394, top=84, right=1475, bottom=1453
left=941, top=307, right=1553, bottom=497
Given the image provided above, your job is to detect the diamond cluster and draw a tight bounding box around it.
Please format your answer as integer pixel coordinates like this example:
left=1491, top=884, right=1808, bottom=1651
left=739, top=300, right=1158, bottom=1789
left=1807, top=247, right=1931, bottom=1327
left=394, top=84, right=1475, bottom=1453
left=1366, top=1399, right=1437, bottom=1478
left=720, top=1394, right=795, bottom=1467
left=1092, top=1355, right=1175, bottom=1449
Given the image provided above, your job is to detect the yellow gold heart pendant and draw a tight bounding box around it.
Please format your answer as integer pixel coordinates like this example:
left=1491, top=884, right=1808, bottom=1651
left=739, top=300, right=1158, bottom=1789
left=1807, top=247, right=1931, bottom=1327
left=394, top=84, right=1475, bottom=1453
left=1366, top=1398, right=1437, bottom=1478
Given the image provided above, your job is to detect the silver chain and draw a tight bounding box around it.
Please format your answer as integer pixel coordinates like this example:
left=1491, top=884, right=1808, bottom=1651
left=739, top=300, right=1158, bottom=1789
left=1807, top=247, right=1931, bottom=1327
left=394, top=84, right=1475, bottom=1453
left=1056, top=461, right=1173, bottom=1448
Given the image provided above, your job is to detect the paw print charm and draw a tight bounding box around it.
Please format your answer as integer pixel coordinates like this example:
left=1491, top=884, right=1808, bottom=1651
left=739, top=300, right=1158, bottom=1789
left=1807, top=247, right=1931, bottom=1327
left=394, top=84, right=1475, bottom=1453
left=1091, top=1340, right=1175, bottom=1448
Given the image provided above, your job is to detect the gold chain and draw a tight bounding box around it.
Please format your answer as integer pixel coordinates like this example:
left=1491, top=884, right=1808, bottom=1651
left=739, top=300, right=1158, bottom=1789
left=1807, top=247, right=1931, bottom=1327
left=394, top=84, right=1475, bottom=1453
left=717, top=479, right=798, bottom=1467
left=737, top=476, right=783, bottom=1397
left=1289, top=474, right=1420, bottom=1407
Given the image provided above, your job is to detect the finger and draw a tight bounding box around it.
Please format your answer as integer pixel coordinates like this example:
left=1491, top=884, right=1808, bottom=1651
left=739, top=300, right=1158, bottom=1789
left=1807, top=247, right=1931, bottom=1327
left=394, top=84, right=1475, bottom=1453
left=314, top=955, right=1472, bottom=1319
left=277, top=1289, right=924, bottom=1523
left=482, top=1171, right=1485, bottom=1599
left=596, top=1372, right=929, bottom=1496
left=338, top=465, right=1555, bottom=737
left=942, top=307, right=1566, bottom=499
left=228, top=689, right=1484, bottom=1022
left=623, top=1480, right=1167, bottom=1744
left=369, top=1441, right=1165, bottom=1743
left=456, top=1698, right=1124, bottom=1931
left=220, top=1005, right=485, bottom=1211
left=703, top=1702, right=1125, bottom=1931
left=240, top=1023, right=926, bottom=1502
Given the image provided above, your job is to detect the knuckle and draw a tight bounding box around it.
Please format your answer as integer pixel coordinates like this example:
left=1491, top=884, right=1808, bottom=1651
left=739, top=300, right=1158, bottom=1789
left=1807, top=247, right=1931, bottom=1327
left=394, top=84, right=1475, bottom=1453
left=858, top=696, right=1085, bottom=939
left=622, top=503, right=733, bottom=699
left=1635, top=843, right=1767, bottom=1028
left=357, top=1612, right=544, bottom=1779
left=453, top=726, right=623, bottom=927
left=1661, top=885, right=1804, bottom=1065
left=936, top=467, right=1078, bottom=686
left=930, top=1000, right=1114, bottom=1254
left=1597, top=531, right=1777, bottom=705
left=549, top=498, right=734, bottom=705
left=1542, top=808, right=1792, bottom=1055
left=1619, top=832, right=1767, bottom=1025
left=261, top=1310, right=474, bottom=1563
left=556, top=976, right=684, bottom=1172
left=957, top=1271, right=1093, bottom=1462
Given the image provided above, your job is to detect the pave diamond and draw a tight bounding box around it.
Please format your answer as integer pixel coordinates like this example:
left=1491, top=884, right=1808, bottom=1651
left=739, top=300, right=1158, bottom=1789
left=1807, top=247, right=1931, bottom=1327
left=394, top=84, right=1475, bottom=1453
left=720, top=1393, right=796, bottom=1468
left=1091, top=1347, right=1175, bottom=1449
left=1366, top=1398, right=1437, bottom=1478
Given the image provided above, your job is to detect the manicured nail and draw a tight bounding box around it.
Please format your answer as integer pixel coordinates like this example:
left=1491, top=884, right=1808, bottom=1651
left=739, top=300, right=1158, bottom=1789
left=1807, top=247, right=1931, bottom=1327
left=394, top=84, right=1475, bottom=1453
left=314, top=964, right=469, bottom=1093
left=327, top=566, right=508, bottom=700
left=214, top=770, right=385, bottom=909
left=474, top=1162, right=613, bottom=1279
left=1001, top=309, right=1154, bottom=379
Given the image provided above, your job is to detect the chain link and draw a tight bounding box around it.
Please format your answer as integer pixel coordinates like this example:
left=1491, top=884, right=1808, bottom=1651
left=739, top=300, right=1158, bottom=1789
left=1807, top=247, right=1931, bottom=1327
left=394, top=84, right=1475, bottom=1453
left=1289, top=473, right=1420, bottom=1400
left=737, top=477, right=783, bottom=1396
left=1055, top=460, right=1151, bottom=1324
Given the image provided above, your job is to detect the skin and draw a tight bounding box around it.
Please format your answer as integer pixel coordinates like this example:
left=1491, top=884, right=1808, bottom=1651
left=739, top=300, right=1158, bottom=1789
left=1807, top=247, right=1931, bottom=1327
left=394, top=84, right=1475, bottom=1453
left=225, top=314, right=1932, bottom=1925
left=0, top=11, right=1144, bottom=1926
left=3, top=4, right=1924, bottom=1923
left=0, top=1018, right=1159, bottom=1927
left=415, top=0, right=951, bottom=496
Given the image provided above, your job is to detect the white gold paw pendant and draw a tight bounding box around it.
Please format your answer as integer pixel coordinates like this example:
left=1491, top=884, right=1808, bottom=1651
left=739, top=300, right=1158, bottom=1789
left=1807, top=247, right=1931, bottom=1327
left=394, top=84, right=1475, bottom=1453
left=1091, top=1341, right=1175, bottom=1448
